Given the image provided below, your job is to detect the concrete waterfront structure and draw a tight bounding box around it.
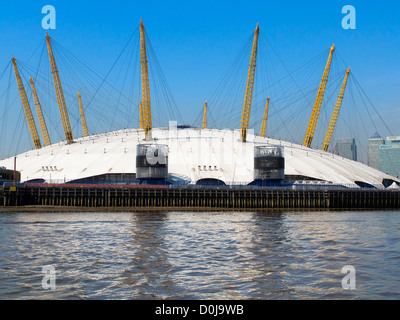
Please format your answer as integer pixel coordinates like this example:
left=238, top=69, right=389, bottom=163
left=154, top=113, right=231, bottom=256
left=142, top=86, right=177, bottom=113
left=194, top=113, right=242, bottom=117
left=2, top=183, right=400, bottom=210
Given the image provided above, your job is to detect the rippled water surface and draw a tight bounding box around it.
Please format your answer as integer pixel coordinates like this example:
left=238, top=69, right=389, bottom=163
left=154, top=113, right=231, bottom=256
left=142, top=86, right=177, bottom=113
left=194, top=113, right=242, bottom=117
left=0, top=210, right=399, bottom=299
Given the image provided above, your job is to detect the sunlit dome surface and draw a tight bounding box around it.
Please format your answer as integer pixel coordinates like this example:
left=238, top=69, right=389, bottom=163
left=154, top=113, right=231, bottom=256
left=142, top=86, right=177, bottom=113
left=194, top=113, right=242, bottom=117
left=0, top=127, right=397, bottom=189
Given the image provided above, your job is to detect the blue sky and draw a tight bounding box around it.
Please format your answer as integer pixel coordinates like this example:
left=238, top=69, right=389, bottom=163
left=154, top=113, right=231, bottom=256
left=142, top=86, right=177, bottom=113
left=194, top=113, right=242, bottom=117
left=0, top=0, right=400, bottom=158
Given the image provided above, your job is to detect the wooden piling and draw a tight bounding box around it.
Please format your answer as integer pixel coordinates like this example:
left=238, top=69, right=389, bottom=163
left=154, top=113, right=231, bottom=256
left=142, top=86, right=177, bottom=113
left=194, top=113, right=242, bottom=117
left=1, top=184, right=400, bottom=211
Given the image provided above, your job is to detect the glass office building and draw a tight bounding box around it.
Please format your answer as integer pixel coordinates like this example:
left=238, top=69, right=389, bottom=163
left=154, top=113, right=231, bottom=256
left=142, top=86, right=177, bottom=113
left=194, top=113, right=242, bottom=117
left=368, top=132, right=384, bottom=170
left=378, top=136, right=400, bottom=178
left=385, top=136, right=400, bottom=146
left=333, top=138, right=357, bottom=161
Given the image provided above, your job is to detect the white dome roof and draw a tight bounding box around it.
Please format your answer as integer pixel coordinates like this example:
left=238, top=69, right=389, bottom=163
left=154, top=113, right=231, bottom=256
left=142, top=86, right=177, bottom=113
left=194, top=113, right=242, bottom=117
left=0, top=127, right=398, bottom=188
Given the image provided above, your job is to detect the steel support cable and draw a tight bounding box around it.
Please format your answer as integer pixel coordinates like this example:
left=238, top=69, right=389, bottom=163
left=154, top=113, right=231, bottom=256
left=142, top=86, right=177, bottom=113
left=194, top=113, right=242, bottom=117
left=45, top=45, right=80, bottom=138
left=213, top=54, right=249, bottom=129
left=2, top=42, right=44, bottom=152
left=351, top=74, right=379, bottom=136
left=253, top=42, right=278, bottom=134
left=125, top=41, right=140, bottom=129
left=54, top=46, right=95, bottom=96
left=15, top=40, right=44, bottom=73
left=206, top=35, right=253, bottom=105
left=208, top=38, right=252, bottom=114
left=317, top=71, right=347, bottom=136
left=332, top=81, right=368, bottom=159
left=0, top=60, right=12, bottom=83
left=216, top=45, right=329, bottom=136
left=253, top=41, right=312, bottom=136
left=346, top=79, right=366, bottom=141
left=29, top=40, right=47, bottom=85
left=226, top=46, right=251, bottom=128
left=268, top=100, right=297, bottom=142
left=110, top=37, right=137, bottom=131
left=51, top=36, right=140, bottom=103
left=19, top=62, right=65, bottom=141
left=218, top=62, right=248, bottom=129
left=225, top=71, right=318, bottom=142
left=261, top=35, right=323, bottom=108
left=262, top=40, right=332, bottom=143
left=38, top=43, right=101, bottom=166
left=0, top=62, right=13, bottom=103
left=54, top=43, right=111, bottom=102
left=335, top=50, right=392, bottom=136
left=33, top=50, right=80, bottom=137
left=205, top=103, right=220, bottom=130
left=10, top=108, right=25, bottom=157
left=145, top=47, right=165, bottom=127
left=204, top=35, right=253, bottom=129
left=0, top=65, right=13, bottom=157
left=30, top=42, right=51, bottom=144
left=46, top=42, right=106, bottom=168
left=68, top=30, right=139, bottom=132
left=22, top=61, right=64, bottom=165
left=352, top=74, right=393, bottom=136
left=250, top=49, right=326, bottom=104
left=107, top=41, right=138, bottom=129
left=145, top=30, right=184, bottom=125
left=52, top=37, right=140, bottom=133
left=193, top=105, right=204, bottom=128
left=147, top=51, right=173, bottom=125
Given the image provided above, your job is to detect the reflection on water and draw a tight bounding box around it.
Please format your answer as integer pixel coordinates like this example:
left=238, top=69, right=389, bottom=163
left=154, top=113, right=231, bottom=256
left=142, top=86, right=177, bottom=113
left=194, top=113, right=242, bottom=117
left=0, top=210, right=399, bottom=299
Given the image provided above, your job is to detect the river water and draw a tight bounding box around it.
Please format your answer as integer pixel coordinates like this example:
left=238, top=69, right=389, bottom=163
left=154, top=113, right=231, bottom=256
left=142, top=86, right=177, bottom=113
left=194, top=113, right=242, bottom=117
left=0, top=210, right=399, bottom=300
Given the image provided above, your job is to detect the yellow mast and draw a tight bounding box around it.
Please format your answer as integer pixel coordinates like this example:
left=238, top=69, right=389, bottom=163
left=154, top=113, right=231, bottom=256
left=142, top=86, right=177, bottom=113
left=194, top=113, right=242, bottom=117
left=30, top=77, right=51, bottom=146
left=202, top=101, right=207, bottom=129
left=303, top=44, right=335, bottom=148
left=260, top=96, right=270, bottom=137
left=322, top=68, right=350, bottom=152
left=11, top=57, right=42, bottom=149
left=140, top=18, right=152, bottom=140
left=45, top=32, right=73, bottom=143
left=240, top=23, right=260, bottom=142
left=78, top=92, right=89, bottom=137
left=139, top=100, right=144, bottom=129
